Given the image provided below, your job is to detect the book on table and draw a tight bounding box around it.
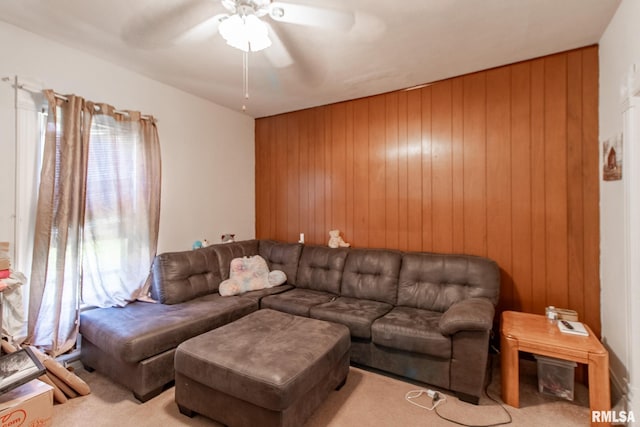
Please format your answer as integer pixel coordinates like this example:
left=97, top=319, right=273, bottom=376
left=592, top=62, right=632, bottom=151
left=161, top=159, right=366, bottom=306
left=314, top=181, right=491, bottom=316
left=557, top=320, right=589, bottom=336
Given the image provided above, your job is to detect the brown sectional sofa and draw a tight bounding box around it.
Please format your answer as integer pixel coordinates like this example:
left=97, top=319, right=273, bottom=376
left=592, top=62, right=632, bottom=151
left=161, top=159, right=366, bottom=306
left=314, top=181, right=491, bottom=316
left=79, top=239, right=499, bottom=404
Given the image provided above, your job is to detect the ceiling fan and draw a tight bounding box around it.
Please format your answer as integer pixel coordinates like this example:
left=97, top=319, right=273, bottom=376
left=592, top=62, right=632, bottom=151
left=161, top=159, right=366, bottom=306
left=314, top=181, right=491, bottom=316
left=122, top=0, right=356, bottom=67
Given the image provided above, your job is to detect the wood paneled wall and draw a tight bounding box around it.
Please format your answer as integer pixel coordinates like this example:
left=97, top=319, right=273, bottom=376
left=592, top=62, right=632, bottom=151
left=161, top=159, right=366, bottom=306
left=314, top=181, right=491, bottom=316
left=255, top=46, right=600, bottom=335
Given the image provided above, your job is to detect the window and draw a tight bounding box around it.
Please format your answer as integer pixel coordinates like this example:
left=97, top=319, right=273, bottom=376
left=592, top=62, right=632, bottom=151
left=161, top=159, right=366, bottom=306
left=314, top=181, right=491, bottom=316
left=81, top=113, right=154, bottom=307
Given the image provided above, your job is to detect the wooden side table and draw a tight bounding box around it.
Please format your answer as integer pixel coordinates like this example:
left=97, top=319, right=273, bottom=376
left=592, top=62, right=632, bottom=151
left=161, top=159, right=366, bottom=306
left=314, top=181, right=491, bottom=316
left=501, top=311, right=611, bottom=427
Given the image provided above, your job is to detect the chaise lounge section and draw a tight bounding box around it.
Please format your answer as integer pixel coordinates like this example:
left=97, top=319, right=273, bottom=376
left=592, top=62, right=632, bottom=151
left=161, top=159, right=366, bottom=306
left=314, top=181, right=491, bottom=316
left=80, top=239, right=499, bottom=404
left=79, top=239, right=300, bottom=401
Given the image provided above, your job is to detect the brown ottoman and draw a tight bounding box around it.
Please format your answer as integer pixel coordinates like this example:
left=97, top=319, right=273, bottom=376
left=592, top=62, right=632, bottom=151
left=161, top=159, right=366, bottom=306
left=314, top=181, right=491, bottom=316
left=175, top=309, right=350, bottom=427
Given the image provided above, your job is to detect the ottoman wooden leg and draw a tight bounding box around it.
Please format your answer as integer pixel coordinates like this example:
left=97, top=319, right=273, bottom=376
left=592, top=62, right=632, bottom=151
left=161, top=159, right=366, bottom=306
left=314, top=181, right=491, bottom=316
left=178, top=404, right=195, bottom=418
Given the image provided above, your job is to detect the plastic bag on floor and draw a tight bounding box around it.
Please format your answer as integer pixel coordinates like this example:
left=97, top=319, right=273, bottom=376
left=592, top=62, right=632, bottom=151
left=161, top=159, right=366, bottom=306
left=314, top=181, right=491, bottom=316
left=1, top=270, right=27, bottom=345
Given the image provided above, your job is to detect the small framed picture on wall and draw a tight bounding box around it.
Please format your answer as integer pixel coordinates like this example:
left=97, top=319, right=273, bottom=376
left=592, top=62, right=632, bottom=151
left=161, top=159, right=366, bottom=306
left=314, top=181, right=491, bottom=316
left=602, top=133, right=623, bottom=181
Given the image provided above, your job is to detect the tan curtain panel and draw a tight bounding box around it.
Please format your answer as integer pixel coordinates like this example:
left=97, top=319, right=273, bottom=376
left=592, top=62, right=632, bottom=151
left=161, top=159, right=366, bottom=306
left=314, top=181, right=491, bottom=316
left=28, top=91, right=93, bottom=356
left=138, top=113, right=162, bottom=299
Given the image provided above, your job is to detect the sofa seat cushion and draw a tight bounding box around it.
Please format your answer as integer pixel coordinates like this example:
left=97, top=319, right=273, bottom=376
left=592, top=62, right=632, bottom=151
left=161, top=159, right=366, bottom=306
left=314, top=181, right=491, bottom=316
left=79, top=294, right=257, bottom=364
left=260, top=288, right=336, bottom=317
left=371, top=306, right=451, bottom=359
left=310, top=297, right=392, bottom=339
left=240, top=284, right=294, bottom=305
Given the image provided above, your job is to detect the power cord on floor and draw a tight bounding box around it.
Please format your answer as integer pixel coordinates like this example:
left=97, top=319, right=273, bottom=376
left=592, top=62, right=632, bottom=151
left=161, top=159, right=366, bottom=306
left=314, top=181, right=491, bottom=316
left=405, top=388, right=446, bottom=411
left=405, top=352, right=513, bottom=427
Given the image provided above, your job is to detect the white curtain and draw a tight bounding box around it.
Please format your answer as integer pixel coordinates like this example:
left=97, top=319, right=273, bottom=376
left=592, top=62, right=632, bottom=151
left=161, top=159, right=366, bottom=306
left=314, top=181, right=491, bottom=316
left=8, top=83, right=44, bottom=344
left=81, top=104, right=161, bottom=307
left=0, top=77, right=44, bottom=345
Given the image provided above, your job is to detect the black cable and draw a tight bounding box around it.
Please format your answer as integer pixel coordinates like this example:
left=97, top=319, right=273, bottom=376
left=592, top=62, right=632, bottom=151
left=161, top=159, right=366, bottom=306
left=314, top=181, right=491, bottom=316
left=434, top=353, right=513, bottom=427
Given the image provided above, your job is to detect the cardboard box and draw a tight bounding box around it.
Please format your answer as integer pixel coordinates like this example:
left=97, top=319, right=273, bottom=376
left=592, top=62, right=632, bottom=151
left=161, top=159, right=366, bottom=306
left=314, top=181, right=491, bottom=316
left=0, top=379, right=53, bottom=427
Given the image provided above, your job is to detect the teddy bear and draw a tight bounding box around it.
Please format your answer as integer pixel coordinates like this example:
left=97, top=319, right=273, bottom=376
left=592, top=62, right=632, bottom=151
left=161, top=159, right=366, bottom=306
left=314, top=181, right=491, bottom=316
left=328, top=229, right=350, bottom=248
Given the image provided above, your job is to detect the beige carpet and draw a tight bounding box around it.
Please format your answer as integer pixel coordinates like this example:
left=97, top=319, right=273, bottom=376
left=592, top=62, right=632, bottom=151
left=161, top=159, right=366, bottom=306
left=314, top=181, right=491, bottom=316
left=53, top=356, right=593, bottom=426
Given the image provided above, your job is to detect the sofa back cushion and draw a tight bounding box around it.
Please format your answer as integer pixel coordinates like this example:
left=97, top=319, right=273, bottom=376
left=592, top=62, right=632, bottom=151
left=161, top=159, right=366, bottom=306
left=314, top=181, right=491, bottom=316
left=150, top=246, right=222, bottom=304
left=341, top=249, right=402, bottom=305
left=296, top=245, right=349, bottom=294
left=259, top=240, right=303, bottom=285
left=212, top=240, right=260, bottom=280
left=398, top=253, right=500, bottom=312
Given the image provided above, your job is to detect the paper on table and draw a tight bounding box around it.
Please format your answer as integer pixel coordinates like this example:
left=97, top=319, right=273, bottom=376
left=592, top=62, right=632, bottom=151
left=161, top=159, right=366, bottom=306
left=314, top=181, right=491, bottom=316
left=557, top=320, right=589, bottom=336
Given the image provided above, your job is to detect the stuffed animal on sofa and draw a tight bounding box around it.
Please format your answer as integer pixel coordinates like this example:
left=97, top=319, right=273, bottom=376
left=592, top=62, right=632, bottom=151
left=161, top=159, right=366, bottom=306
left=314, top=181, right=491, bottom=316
left=328, top=229, right=350, bottom=248
left=219, top=255, right=287, bottom=296
left=221, top=234, right=236, bottom=243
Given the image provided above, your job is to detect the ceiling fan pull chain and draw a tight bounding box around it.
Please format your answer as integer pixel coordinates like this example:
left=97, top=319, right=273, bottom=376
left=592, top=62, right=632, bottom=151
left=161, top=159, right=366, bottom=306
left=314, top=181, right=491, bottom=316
left=242, top=50, right=249, bottom=111
left=245, top=50, right=249, bottom=100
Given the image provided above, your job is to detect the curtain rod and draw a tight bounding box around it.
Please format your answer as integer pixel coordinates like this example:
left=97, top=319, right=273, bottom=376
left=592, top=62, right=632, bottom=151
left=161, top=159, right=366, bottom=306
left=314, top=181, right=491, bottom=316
left=2, top=76, right=155, bottom=121
left=1, top=77, right=68, bottom=102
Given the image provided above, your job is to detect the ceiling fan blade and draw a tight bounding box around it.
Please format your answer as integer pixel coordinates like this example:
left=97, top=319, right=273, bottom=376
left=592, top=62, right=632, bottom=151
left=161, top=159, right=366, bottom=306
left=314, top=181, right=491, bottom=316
left=263, top=23, right=294, bottom=68
left=174, top=13, right=227, bottom=44
left=268, top=2, right=355, bottom=31
left=121, top=0, right=223, bottom=48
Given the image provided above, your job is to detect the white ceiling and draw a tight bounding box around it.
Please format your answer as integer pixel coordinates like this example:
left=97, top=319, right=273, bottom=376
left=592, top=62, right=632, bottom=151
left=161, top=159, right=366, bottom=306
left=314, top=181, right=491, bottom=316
left=0, top=0, right=621, bottom=118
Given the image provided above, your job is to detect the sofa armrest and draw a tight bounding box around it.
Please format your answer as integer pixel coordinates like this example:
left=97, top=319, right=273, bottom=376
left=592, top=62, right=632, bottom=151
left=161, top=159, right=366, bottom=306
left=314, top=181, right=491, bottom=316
left=439, top=298, right=495, bottom=336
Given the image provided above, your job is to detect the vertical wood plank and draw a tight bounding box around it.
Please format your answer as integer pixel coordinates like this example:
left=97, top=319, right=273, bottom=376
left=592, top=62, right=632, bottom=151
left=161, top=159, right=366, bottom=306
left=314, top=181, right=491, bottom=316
left=305, top=110, right=316, bottom=244
left=462, top=73, right=487, bottom=256
left=255, top=119, right=265, bottom=238
left=530, top=58, right=547, bottom=315
left=369, top=95, right=386, bottom=248
left=386, top=92, right=400, bottom=249
left=398, top=91, right=409, bottom=251
left=298, top=110, right=310, bottom=244
left=275, top=114, right=288, bottom=241
left=312, top=108, right=325, bottom=245
left=431, top=80, right=454, bottom=253
left=331, top=103, right=347, bottom=234
left=287, top=112, right=300, bottom=243
left=544, top=54, right=569, bottom=309
left=567, top=50, right=586, bottom=320
left=268, top=115, right=278, bottom=238
left=345, top=102, right=355, bottom=245
left=486, top=67, right=513, bottom=312
left=422, top=87, right=433, bottom=251
left=407, top=89, right=422, bottom=251
left=452, top=77, right=465, bottom=254
left=324, top=106, right=333, bottom=242
left=510, top=62, right=533, bottom=313
left=582, top=46, right=600, bottom=336
left=353, top=98, right=370, bottom=247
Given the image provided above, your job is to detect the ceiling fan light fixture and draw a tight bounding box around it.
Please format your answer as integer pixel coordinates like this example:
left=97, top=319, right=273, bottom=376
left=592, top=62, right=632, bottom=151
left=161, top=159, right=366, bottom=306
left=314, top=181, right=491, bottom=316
left=270, top=7, right=285, bottom=19
left=219, top=13, right=272, bottom=52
